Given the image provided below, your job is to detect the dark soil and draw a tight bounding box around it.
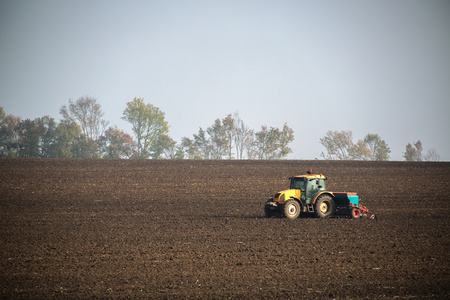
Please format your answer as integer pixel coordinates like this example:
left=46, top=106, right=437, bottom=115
left=1, top=159, right=449, bottom=299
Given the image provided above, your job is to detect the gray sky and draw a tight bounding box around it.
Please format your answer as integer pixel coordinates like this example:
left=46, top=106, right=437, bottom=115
left=1, top=0, right=449, bottom=160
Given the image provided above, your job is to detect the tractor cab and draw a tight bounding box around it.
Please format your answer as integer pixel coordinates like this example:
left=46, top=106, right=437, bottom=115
left=289, top=174, right=327, bottom=204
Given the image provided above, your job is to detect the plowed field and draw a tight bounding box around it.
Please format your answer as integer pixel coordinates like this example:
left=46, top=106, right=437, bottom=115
left=1, top=159, right=449, bottom=299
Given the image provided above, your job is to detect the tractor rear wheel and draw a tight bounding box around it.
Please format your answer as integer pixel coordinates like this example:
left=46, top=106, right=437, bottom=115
left=315, top=195, right=336, bottom=218
left=283, top=200, right=300, bottom=220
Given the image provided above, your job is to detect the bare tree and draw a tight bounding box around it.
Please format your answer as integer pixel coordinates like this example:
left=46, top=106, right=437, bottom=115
left=424, top=148, right=440, bottom=162
left=245, top=129, right=257, bottom=159
left=232, top=112, right=249, bottom=159
left=320, top=130, right=353, bottom=160
left=222, top=114, right=235, bottom=159
left=60, top=96, right=109, bottom=142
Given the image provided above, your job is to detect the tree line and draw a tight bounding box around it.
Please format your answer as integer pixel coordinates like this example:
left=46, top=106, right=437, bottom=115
left=0, top=97, right=294, bottom=159
left=320, top=130, right=440, bottom=161
left=0, top=97, right=440, bottom=161
left=181, top=112, right=294, bottom=160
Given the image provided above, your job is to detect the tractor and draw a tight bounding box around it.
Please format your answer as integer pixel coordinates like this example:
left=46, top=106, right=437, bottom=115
left=264, top=170, right=374, bottom=219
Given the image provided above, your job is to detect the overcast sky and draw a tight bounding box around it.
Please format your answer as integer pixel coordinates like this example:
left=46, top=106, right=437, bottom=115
left=1, top=0, right=449, bottom=160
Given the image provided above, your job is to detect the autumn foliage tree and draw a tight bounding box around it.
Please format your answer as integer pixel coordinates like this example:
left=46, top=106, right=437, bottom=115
left=403, top=140, right=440, bottom=161
left=99, top=126, right=136, bottom=159
left=403, top=140, right=423, bottom=161
left=320, top=130, right=390, bottom=160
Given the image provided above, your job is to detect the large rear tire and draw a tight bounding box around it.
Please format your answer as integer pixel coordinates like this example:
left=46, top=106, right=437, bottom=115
left=315, top=195, right=336, bottom=219
left=283, top=200, right=300, bottom=220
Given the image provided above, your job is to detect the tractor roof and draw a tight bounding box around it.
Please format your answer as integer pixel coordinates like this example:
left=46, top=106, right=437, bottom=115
left=292, top=174, right=326, bottom=180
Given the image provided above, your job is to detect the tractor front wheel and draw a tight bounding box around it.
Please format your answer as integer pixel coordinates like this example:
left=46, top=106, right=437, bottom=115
left=315, top=195, right=336, bottom=219
left=283, top=200, right=300, bottom=220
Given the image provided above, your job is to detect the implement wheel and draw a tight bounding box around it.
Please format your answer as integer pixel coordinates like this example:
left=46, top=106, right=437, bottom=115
left=315, top=195, right=336, bottom=219
left=283, top=200, right=300, bottom=220
left=351, top=207, right=361, bottom=219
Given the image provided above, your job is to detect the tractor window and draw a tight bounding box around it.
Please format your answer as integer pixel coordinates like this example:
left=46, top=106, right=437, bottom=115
left=306, top=179, right=319, bottom=199
left=318, top=179, right=326, bottom=191
left=290, top=178, right=306, bottom=191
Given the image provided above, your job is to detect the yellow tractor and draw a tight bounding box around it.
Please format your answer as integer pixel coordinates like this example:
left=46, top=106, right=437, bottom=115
left=264, top=170, right=372, bottom=219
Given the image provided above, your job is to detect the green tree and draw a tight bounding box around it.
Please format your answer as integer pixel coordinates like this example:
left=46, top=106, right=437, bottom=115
left=181, top=137, right=202, bottom=159
left=153, top=134, right=184, bottom=159
left=0, top=110, right=21, bottom=157
left=403, top=140, right=423, bottom=161
left=122, top=98, right=169, bottom=159
left=278, top=123, right=294, bottom=159
left=39, top=116, right=58, bottom=158
left=254, top=124, right=294, bottom=159
left=193, top=128, right=211, bottom=159
left=15, top=116, right=59, bottom=158
left=72, top=137, right=100, bottom=158
left=363, top=133, right=391, bottom=161
left=188, top=115, right=236, bottom=160
left=0, top=108, right=7, bottom=156
left=17, top=118, right=46, bottom=157
left=51, top=120, right=82, bottom=158
left=207, top=118, right=229, bottom=159
left=254, top=126, right=270, bottom=159
left=255, top=125, right=283, bottom=159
